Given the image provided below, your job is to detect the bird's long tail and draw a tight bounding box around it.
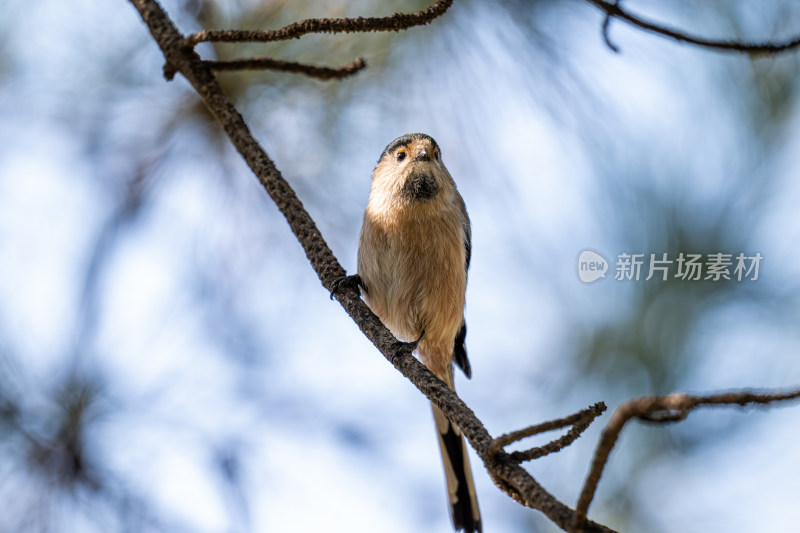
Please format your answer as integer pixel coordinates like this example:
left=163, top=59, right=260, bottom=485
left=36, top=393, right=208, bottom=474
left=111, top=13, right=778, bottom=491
left=419, top=341, right=481, bottom=532
left=432, top=398, right=481, bottom=532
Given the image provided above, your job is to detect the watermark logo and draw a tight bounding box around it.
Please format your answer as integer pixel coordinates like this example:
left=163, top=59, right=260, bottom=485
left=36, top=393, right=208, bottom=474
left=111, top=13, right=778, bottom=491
left=577, top=250, right=608, bottom=283
left=578, top=250, right=762, bottom=283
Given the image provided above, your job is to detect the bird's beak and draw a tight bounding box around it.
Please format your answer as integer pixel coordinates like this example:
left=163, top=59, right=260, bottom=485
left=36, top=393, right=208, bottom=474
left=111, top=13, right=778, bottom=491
left=414, top=147, right=430, bottom=162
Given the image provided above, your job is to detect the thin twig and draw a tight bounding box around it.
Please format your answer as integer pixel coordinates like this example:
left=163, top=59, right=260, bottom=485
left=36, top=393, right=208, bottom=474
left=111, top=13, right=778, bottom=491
left=600, top=0, right=620, bottom=53
left=584, top=0, right=800, bottom=54
left=573, top=388, right=800, bottom=532
left=185, top=0, right=454, bottom=46
left=202, top=57, right=367, bottom=80
left=489, top=402, right=606, bottom=457
left=509, top=403, right=607, bottom=463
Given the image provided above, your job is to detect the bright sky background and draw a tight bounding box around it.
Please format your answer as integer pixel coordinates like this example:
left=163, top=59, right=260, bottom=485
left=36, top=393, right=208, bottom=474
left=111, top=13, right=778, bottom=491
left=2, top=1, right=800, bottom=532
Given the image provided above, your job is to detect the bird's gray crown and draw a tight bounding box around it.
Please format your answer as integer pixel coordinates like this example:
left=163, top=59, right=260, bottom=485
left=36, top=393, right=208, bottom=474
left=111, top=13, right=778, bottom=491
left=378, top=133, right=439, bottom=163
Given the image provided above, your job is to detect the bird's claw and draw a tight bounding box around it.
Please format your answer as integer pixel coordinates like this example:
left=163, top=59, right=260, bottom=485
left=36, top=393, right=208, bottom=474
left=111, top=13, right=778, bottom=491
left=329, top=274, right=363, bottom=300
left=391, top=330, right=425, bottom=365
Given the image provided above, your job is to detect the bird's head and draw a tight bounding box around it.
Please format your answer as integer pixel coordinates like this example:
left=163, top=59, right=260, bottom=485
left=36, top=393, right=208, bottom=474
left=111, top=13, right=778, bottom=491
left=372, top=133, right=452, bottom=204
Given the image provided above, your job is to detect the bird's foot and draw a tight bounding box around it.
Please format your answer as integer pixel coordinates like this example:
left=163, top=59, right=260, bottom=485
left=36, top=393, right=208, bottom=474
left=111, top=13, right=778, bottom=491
left=329, top=274, right=364, bottom=300
left=391, top=330, right=425, bottom=365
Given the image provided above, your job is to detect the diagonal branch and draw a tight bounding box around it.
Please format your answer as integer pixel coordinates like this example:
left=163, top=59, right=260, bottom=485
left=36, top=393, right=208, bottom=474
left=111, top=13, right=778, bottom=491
left=584, top=0, right=800, bottom=54
left=126, top=1, right=614, bottom=531
left=126, top=2, right=800, bottom=532
left=573, top=388, right=800, bottom=532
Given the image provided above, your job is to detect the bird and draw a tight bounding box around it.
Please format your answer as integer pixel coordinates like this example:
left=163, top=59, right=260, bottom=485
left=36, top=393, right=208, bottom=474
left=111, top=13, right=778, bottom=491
left=354, top=132, right=480, bottom=532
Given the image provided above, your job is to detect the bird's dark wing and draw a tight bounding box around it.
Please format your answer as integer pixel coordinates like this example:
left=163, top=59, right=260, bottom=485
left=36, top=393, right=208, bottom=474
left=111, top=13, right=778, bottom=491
left=459, top=196, right=471, bottom=273
left=453, top=321, right=471, bottom=378
left=454, top=194, right=472, bottom=378
left=463, top=221, right=471, bottom=273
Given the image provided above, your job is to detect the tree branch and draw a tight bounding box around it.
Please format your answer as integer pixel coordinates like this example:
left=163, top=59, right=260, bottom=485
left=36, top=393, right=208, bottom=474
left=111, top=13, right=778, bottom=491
left=585, top=0, right=800, bottom=54
left=127, top=1, right=800, bottom=532
left=573, top=388, right=800, bottom=531
left=126, top=0, right=614, bottom=531
left=202, top=57, right=367, bottom=80
left=180, top=1, right=453, bottom=79
left=184, top=0, right=454, bottom=46
left=489, top=402, right=606, bottom=461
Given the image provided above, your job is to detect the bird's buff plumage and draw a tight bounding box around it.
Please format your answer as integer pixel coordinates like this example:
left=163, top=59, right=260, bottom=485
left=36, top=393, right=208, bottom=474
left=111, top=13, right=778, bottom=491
left=357, top=133, right=481, bottom=533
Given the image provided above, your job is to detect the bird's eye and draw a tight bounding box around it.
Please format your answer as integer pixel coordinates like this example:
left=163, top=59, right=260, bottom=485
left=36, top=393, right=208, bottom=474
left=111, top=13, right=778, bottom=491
left=396, top=150, right=407, bottom=161
left=434, top=148, right=440, bottom=161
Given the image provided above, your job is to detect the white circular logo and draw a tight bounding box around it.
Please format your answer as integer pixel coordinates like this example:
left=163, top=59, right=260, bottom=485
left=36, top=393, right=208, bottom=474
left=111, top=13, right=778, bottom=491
left=578, top=250, right=608, bottom=283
